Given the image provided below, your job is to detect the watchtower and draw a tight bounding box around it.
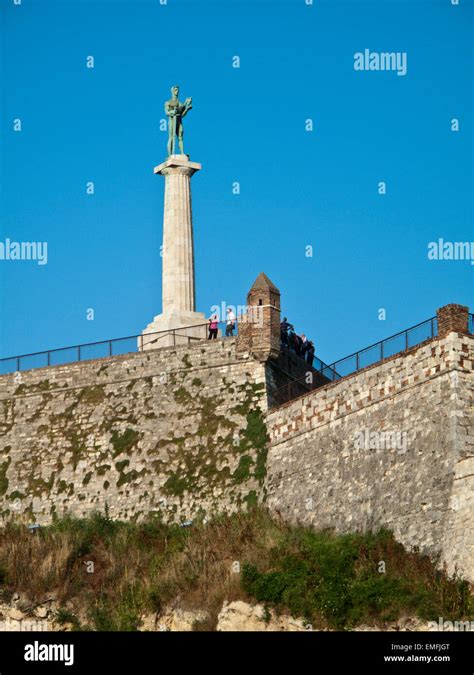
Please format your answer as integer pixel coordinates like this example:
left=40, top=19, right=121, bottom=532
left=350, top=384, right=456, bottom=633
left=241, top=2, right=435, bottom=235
left=237, top=272, right=281, bottom=361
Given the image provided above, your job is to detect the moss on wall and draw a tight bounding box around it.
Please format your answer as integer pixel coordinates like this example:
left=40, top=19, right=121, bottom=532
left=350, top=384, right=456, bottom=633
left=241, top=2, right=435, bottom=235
left=14, top=379, right=55, bottom=396
left=159, top=379, right=268, bottom=507
left=111, top=428, right=140, bottom=458
left=0, top=340, right=270, bottom=523
left=182, top=354, right=192, bottom=368
left=27, top=471, right=55, bottom=497
left=0, top=458, right=11, bottom=496
left=79, top=386, right=106, bottom=405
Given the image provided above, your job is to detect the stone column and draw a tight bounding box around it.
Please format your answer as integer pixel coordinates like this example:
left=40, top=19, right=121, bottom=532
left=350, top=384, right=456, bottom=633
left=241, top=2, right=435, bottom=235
left=141, top=155, right=207, bottom=350
left=161, top=156, right=199, bottom=314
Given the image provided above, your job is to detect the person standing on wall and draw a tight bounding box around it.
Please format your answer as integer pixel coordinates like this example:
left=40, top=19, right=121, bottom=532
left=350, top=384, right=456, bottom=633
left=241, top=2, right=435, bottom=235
left=300, top=333, right=309, bottom=357
left=208, top=314, right=219, bottom=340
left=306, top=340, right=315, bottom=366
left=226, top=307, right=236, bottom=337
left=280, top=317, right=292, bottom=347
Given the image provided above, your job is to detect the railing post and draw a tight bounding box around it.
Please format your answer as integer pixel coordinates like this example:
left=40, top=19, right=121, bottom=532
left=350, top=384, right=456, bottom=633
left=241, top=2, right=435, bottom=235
left=356, top=352, right=359, bottom=371
left=47, top=351, right=51, bottom=367
left=109, top=341, right=112, bottom=357
left=17, top=357, right=20, bottom=371
left=172, top=331, right=176, bottom=347
left=381, top=341, right=384, bottom=360
left=405, top=330, right=409, bottom=351
left=431, top=318, right=434, bottom=338
left=78, top=346, right=81, bottom=361
left=140, top=334, right=143, bottom=352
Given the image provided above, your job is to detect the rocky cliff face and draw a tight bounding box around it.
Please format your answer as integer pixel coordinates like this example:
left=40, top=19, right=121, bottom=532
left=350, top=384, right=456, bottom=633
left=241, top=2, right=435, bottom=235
left=0, top=597, right=446, bottom=633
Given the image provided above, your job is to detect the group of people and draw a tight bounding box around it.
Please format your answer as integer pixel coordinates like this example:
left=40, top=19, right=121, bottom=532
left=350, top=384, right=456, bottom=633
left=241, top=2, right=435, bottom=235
left=206, top=312, right=315, bottom=368
left=280, top=317, right=315, bottom=366
left=207, top=308, right=236, bottom=340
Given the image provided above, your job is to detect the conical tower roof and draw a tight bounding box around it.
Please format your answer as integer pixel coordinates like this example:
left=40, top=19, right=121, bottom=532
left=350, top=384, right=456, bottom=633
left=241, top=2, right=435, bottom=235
left=249, top=272, right=280, bottom=294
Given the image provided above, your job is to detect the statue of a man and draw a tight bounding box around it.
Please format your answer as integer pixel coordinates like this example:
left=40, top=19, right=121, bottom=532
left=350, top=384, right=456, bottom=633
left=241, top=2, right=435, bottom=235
left=165, top=85, right=192, bottom=156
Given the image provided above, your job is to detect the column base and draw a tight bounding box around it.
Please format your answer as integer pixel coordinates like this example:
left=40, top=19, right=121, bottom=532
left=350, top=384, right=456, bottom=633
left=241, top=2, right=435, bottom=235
left=139, top=311, right=208, bottom=350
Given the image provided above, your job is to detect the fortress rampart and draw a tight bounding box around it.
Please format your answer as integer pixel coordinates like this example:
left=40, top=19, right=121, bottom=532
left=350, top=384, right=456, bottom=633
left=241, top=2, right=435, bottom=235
left=0, top=290, right=472, bottom=580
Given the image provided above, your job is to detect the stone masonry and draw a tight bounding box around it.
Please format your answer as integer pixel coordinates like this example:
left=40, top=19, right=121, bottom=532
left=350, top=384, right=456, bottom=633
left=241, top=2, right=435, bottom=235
left=0, top=294, right=472, bottom=581
left=0, top=339, right=268, bottom=524
left=266, top=329, right=474, bottom=581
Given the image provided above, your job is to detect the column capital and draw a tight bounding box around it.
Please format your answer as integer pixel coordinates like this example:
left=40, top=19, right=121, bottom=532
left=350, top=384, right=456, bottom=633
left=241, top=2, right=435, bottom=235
left=154, top=154, right=202, bottom=177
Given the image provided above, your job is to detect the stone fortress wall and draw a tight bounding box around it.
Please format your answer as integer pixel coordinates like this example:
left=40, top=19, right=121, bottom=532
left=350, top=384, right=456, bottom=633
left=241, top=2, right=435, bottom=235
left=266, top=329, right=473, bottom=581
left=0, top=338, right=268, bottom=524
left=0, top=277, right=472, bottom=580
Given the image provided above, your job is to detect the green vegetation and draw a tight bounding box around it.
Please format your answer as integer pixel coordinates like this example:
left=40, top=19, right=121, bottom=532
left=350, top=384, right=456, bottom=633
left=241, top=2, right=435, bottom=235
left=232, top=455, right=253, bottom=483
left=79, top=386, right=106, bottom=405
left=241, top=527, right=473, bottom=629
left=115, top=462, right=144, bottom=488
left=8, top=490, right=25, bottom=501
left=14, top=379, right=54, bottom=396
left=27, top=472, right=56, bottom=497
left=55, top=608, right=83, bottom=631
left=173, top=387, right=192, bottom=404
left=110, top=428, right=140, bottom=457
left=240, top=409, right=268, bottom=484
left=96, top=465, right=111, bottom=476
left=159, top=383, right=269, bottom=501
left=163, top=473, right=189, bottom=497
left=0, top=458, right=11, bottom=497
left=243, top=490, right=258, bottom=509
left=182, top=354, right=192, bottom=368
left=67, top=430, right=87, bottom=470
left=0, top=510, right=471, bottom=632
left=57, top=480, right=68, bottom=495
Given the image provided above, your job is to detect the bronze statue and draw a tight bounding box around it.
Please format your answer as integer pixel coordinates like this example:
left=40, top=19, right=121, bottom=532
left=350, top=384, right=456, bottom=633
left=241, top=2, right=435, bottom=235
left=165, top=85, right=192, bottom=156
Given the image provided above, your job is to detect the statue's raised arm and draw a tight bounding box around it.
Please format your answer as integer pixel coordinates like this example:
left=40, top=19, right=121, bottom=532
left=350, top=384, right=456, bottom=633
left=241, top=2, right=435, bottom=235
left=165, top=86, right=193, bottom=156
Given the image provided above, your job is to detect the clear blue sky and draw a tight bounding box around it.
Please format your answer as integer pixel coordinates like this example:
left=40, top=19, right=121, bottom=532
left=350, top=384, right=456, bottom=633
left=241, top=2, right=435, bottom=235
left=0, top=0, right=472, bottom=364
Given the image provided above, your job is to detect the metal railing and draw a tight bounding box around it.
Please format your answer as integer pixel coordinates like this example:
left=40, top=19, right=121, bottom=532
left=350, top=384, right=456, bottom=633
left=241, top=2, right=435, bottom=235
left=325, top=316, right=438, bottom=380
left=272, top=316, right=439, bottom=407
left=270, top=348, right=340, bottom=408
left=309, top=354, right=340, bottom=381
left=1, top=312, right=473, bottom=380
left=0, top=320, right=238, bottom=375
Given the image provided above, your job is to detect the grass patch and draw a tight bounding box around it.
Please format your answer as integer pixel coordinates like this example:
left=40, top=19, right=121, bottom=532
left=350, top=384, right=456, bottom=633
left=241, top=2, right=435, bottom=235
left=240, top=527, right=473, bottom=629
left=0, top=510, right=471, bottom=631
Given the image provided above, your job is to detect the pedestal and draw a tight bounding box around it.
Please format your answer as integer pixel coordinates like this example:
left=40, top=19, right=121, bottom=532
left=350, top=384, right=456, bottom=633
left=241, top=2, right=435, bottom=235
left=141, top=311, right=208, bottom=349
